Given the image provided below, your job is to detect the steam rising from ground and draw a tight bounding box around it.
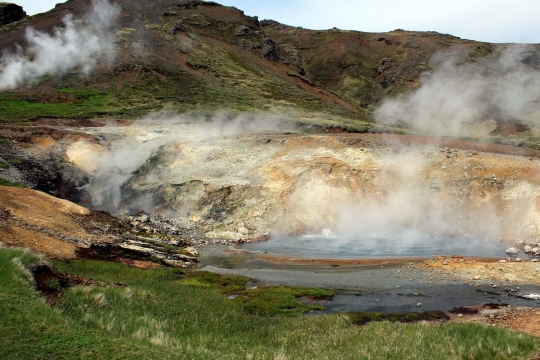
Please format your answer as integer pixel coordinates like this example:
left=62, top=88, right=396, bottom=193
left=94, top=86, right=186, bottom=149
left=284, top=148, right=504, bottom=246
left=375, top=46, right=540, bottom=136
left=0, top=0, right=120, bottom=90
left=87, top=111, right=298, bottom=211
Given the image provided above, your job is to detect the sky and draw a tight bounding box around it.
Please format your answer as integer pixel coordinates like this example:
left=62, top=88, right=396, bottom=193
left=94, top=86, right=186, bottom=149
left=15, top=0, right=540, bottom=44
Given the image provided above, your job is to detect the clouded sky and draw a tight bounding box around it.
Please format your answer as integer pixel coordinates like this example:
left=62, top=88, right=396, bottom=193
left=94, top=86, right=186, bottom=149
left=16, top=0, right=540, bottom=43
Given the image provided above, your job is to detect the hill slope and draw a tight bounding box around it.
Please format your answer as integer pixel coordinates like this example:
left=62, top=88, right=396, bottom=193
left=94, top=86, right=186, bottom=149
left=0, top=0, right=530, bottom=131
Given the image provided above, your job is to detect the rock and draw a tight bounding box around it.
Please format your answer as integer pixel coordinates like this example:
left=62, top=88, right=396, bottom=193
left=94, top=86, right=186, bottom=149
left=169, top=21, right=187, bottom=35
left=0, top=3, right=26, bottom=26
left=498, top=260, right=507, bottom=263
left=235, top=25, right=250, bottom=36
left=473, top=276, right=481, bottom=280
left=506, top=247, right=519, bottom=255
left=262, top=36, right=279, bottom=61
left=457, top=313, right=463, bottom=318
left=524, top=245, right=532, bottom=253
left=239, top=226, right=249, bottom=235
left=116, top=239, right=198, bottom=268
left=185, top=246, right=199, bottom=256
left=416, top=302, right=422, bottom=307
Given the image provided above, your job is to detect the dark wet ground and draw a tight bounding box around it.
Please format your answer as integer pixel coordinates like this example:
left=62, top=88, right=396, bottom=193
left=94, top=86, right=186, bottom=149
left=198, top=245, right=540, bottom=313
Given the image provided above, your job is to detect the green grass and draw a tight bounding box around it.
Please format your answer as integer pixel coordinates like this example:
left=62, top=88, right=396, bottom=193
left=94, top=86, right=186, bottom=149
left=0, top=248, right=538, bottom=359
left=7, top=159, right=21, bottom=165
left=0, top=160, right=8, bottom=169
left=0, top=90, right=120, bottom=123
left=0, top=178, right=27, bottom=187
left=180, top=272, right=335, bottom=316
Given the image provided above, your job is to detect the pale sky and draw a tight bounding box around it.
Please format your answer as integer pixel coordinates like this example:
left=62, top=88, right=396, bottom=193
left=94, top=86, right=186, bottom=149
left=15, top=0, right=540, bottom=43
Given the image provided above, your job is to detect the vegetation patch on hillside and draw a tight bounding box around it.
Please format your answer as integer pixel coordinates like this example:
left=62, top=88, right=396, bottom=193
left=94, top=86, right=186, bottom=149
left=0, top=178, right=27, bottom=187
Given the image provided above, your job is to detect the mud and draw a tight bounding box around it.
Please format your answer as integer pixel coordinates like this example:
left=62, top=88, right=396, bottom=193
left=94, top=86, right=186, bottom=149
left=31, top=263, right=95, bottom=302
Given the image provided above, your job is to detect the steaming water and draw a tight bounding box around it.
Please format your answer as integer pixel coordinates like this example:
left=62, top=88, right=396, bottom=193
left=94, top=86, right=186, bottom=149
left=241, top=230, right=505, bottom=259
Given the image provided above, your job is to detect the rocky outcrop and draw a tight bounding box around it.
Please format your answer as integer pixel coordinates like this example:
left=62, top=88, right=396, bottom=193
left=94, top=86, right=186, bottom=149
left=0, top=185, right=198, bottom=267
left=0, top=3, right=26, bottom=26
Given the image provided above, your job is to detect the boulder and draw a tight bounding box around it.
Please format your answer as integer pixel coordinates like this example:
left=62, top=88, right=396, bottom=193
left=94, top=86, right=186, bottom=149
left=506, top=247, right=519, bottom=255
left=0, top=3, right=26, bottom=26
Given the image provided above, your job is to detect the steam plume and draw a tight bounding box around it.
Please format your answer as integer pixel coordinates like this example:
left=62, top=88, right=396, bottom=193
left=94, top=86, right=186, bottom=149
left=86, top=111, right=299, bottom=212
left=0, top=0, right=120, bottom=90
left=375, top=46, right=540, bottom=136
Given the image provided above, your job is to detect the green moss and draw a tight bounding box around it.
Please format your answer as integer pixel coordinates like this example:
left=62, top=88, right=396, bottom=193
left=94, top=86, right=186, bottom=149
left=0, top=160, right=9, bottom=169
left=181, top=271, right=250, bottom=292
left=0, top=178, right=28, bottom=187
left=239, top=286, right=335, bottom=316
left=0, top=90, right=120, bottom=123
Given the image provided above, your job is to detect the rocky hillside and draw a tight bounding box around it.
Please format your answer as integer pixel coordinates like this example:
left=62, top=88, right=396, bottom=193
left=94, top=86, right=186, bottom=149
left=1, top=0, right=536, bottom=132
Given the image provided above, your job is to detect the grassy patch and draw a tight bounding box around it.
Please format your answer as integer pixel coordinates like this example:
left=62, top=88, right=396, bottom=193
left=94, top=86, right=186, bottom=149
left=180, top=271, right=249, bottom=293
left=181, top=271, right=335, bottom=316
left=0, top=90, right=120, bottom=123
left=0, top=160, right=9, bottom=169
left=0, top=250, right=537, bottom=359
left=0, top=178, right=28, bottom=187
left=240, top=286, right=335, bottom=316
left=7, top=159, right=21, bottom=165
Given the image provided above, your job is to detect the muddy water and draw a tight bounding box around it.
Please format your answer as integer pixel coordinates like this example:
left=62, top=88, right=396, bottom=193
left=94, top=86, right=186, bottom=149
left=198, top=243, right=540, bottom=313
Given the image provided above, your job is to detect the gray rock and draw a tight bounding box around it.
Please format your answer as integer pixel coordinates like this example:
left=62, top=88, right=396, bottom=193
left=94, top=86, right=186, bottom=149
left=506, top=247, right=519, bottom=255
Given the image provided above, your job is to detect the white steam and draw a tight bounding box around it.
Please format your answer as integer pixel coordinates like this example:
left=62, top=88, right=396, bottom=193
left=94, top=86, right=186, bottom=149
left=86, top=111, right=299, bottom=212
left=332, top=151, right=500, bottom=241
left=0, top=0, right=120, bottom=90
left=375, top=46, right=540, bottom=136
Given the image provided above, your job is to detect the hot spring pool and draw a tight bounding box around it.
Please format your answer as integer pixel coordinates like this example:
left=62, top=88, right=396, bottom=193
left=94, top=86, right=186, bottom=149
left=240, top=230, right=506, bottom=259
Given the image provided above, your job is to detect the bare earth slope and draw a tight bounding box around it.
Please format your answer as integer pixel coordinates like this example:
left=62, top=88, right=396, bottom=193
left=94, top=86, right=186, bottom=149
left=0, top=185, right=111, bottom=259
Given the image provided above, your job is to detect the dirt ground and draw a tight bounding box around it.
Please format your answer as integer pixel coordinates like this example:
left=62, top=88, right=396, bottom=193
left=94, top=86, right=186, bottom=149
left=419, top=255, right=540, bottom=285
left=0, top=185, right=116, bottom=259
left=417, top=255, right=540, bottom=336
